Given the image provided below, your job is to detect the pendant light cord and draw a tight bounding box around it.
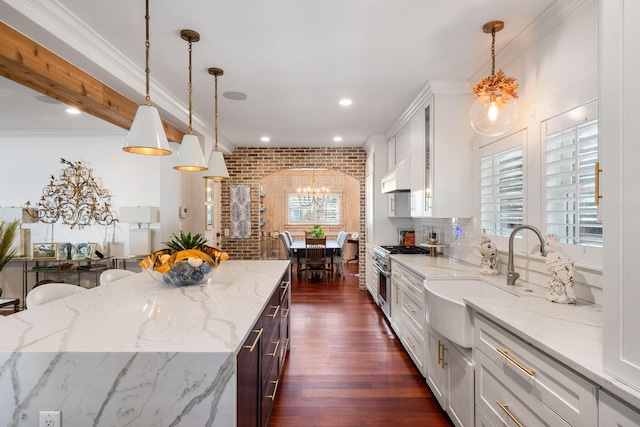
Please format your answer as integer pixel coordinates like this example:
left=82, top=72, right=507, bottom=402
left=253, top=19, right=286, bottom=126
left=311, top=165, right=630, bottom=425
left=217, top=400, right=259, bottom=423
left=144, top=0, right=151, bottom=106
left=188, top=39, right=193, bottom=134
left=490, top=27, right=496, bottom=79
left=214, top=73, right=219, bottom=151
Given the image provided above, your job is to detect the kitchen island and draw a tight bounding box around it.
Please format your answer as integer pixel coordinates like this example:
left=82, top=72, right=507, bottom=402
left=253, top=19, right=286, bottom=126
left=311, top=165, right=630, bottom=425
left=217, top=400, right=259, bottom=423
left=0, top=260, right=290, bottom=427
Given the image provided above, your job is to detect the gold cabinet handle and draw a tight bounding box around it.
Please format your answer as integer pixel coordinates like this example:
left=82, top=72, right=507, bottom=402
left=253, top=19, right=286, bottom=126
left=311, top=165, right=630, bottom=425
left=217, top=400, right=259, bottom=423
left=496, top=348, right=535, bottom=376
left=243, top=328, right=263, bottom=352
left=595, top=162, right=602, bottom=206
left=404, top=336, right=415, bottom=348
left=497, top=401, right=524, bottom=427
left=268, top=339, right=280, bottom=357
left=405, top=277, right=416, bottom=287
left=438, top=340, right=447, bottom=369
left=404, top=303, right=415, bottom=313
left=281, top=280, right=290, bottom=290
left=281, top=307, right=290, bottom=319
left=266, top=379, right=280, bottom=400
left=267, top=305, right=280, bottom=318
left=395, top=284, right=399, bottom=304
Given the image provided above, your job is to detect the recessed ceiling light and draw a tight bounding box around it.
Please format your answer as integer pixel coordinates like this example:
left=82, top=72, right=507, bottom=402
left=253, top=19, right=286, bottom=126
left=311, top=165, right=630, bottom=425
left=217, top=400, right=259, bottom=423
left=223, top=91, right=247, bottom=101
left=65, top=107, right=81, bottom=115
left=261, top=136, right=270, bottom=142
left=333, top=136, right=343, bottom=142
left=339, top=99, right=352, bottom=106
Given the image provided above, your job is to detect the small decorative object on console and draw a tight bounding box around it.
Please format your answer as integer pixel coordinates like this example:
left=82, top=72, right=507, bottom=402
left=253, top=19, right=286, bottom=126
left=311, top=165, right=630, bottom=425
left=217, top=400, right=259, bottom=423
left=140, top=231, right=229, bottom=286
left=544, top=234, right=576, bottom=304
left=479, top=232, right=500, bottom=275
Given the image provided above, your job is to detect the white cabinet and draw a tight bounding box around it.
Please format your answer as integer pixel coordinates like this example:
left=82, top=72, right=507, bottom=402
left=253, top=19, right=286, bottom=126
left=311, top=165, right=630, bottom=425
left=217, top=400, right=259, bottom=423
left=426, top=327, right=474, bottom=427
left=388, top=192, right=410, bottom=217
left=365, top=244, right=377, bottom=302
left=600, top=391, right=640, bottom=427
left=601, top=0, right=640, bottom=389
left=474, top=314, right=597, bottom=427
left=392, top=261, right=427, bottom=376
left=395, top=83, right=473, bottom=218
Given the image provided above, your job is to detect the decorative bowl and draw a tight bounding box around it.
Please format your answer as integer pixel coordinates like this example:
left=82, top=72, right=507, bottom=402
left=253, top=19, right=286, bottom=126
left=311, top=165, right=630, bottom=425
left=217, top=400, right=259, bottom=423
left=140, top=247, right=229, bottom=287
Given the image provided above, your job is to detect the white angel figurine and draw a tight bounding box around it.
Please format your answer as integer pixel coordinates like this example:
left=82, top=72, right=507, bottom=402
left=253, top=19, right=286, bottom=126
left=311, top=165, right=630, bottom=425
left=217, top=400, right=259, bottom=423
left=544, top=234, right=577, bottom=304
left=479, top=233, right=500, bottom=275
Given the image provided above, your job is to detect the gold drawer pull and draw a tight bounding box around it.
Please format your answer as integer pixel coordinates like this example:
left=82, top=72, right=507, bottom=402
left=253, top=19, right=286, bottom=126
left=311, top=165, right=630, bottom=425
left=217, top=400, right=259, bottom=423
left=281, top=307, right=290, bottom=318
left=267, top=305, right=280, bottom=318
left=405, top=277, right=416, bottom=287
left=281, top=280, right=290, bottom=289
left=404, top=336, right=415, bottom=348
left=266, top=379, right=279, bottom=400
left=438, top=340, right=447, bottom=369
left=404, top=303, right=415, bottom=313
left=497, top=401, right=524, bottom=427
left=395, top=284, right=399, bottom=303
left=595, top=162, right=602, bottom=206
left=243, top=328, right=263, bottom=352
left=268, top=339, right=280, bottom=357
left=496, top=348, right=535, bottom=376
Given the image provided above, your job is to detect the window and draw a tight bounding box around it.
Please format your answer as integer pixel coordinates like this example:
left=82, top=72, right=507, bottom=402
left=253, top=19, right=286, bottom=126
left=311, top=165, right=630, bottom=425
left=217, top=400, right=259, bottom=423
left=542, top=101, right=601, bottom=247
left=287, top=193, right=341, bottom=224
left=480, top=144, right=524, bottom=237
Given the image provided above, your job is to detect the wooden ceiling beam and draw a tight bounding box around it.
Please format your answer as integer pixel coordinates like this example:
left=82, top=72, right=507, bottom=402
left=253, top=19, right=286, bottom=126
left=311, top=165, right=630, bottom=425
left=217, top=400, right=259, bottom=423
left=0, top=21, right=185, bottom=143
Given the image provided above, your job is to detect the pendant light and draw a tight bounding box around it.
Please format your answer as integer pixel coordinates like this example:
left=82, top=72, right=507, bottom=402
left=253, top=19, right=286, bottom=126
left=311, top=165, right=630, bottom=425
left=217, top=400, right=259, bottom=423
left=203, top=67, right=229, bottom=180
left=470, top=21, right=519, bottom=137
left=174, top=29, right=207, bottom=171
left=123, top=0, right=171, bottom=156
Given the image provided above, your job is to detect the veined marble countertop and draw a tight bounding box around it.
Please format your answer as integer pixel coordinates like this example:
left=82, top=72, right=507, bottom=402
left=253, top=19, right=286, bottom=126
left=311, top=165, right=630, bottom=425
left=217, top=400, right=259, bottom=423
left=390, top=254, right=640, bottom=411
left=0, top=260, right=290, bottom=427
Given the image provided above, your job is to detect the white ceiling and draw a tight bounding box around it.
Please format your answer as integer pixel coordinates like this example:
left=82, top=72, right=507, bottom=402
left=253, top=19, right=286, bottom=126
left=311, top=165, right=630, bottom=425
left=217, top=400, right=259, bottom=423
left=0, top=0, right=560, bottom=150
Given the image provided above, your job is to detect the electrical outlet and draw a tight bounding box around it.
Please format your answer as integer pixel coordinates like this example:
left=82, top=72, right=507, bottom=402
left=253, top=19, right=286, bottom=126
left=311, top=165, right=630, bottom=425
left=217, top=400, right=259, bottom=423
left=39, top=410, right=61, bottom=427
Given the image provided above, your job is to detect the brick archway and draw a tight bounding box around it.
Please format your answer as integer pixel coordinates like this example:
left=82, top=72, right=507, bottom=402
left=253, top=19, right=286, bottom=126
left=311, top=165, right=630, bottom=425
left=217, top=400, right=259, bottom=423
left=221, top=147, right=367, bottom=289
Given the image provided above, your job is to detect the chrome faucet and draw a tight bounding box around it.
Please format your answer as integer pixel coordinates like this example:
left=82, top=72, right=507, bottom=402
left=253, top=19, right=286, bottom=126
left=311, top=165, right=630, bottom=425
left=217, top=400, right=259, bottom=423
left=506, top=225, right=546, bottom=286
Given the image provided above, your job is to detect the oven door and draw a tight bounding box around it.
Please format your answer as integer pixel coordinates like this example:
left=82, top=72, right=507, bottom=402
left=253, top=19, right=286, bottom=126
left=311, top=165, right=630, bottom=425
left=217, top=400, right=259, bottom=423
left=373, top=259, right=391, bottom=318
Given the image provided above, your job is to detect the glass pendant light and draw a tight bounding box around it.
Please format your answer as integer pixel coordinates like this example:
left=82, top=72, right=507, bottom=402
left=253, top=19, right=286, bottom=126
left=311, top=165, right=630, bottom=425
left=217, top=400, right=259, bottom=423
left=470, top=21, right=519, bottom=137
left=203, top=68, right=230, bottom=180
left=174, top=29, right=207, bottom=171
left=123, top=0, right=171, bottom=156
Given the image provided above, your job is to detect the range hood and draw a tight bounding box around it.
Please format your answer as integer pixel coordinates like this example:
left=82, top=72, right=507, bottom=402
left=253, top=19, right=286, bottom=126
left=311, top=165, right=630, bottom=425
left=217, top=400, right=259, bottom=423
left=381, top=158, right=411, bottom=193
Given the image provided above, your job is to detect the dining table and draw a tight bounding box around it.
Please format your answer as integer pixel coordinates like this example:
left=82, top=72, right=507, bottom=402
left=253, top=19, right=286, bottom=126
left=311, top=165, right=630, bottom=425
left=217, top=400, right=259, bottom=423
left=289, top=239, right=340, bottom=277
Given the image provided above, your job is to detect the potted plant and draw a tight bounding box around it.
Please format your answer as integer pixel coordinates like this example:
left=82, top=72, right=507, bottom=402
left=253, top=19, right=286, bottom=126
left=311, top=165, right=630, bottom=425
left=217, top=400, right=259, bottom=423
left=0, top=219, right=19, bottom=273
left=140, top=231, right=229, bottom=286
left=307, top=224, right=325, bottom=238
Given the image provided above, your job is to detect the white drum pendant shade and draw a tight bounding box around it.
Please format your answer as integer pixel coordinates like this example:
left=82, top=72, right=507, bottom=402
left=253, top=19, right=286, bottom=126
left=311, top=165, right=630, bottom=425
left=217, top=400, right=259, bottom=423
left=174, top=134, right=206, bottom=171
left=204, top=150, right=229, bottom=180
left=123, top=105, right=171, bottom=155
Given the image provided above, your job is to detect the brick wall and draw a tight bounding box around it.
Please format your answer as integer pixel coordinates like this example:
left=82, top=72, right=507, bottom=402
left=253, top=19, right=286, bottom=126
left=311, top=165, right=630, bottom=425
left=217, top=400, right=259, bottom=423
left=222, top=147, right=367, bottom=289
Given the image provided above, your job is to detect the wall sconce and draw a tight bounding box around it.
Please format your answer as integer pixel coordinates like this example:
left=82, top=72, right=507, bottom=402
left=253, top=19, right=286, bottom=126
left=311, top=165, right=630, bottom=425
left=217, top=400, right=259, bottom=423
left=203, top=68, right=230, bottom=180
left=174, top=29, right=207, bottom=171
left=119, top=206, right=159, bottom=257
left=122, top=0, right=171, bottom=156
left=470, top=21, right=519, bottom=137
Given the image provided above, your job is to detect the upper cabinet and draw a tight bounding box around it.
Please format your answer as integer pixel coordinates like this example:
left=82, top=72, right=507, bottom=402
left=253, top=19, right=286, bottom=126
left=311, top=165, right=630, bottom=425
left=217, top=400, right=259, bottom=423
left=388, top=82, right=473, bottom=218
left=601, top=0, right=640, bottom=389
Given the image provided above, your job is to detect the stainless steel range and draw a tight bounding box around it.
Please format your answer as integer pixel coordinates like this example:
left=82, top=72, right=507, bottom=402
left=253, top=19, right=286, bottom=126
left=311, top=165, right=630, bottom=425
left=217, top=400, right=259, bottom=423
left=372, top=245, right=430, bottom=317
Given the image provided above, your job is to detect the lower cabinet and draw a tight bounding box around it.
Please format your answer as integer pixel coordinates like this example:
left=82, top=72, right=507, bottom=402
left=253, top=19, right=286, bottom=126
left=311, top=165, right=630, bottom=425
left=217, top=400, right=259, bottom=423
left=365, top=246, right=377, bottom=302
left=426, top=327, right=474, bottom=427
left=474, top=313, right=596, bottom=427
left=237, top=267, right=291, bottom=427
left=600, top=390, right=640, bottom=426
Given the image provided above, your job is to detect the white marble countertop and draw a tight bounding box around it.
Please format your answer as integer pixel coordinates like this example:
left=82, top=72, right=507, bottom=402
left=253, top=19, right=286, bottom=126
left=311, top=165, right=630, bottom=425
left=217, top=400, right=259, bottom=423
left=0, top=260, right=290, bottom=427
left=389, top=254, right=640, bottom=411
left=0, top=260, right=290, bottom=354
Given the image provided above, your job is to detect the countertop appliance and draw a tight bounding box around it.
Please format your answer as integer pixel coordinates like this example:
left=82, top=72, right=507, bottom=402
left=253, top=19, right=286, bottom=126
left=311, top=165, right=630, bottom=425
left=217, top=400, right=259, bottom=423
left=372, top=245, right=430, bottom=318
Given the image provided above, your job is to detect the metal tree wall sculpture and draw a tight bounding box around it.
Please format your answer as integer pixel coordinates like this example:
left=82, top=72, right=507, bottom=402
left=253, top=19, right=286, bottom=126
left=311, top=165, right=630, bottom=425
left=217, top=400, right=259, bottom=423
left=26, top=158, right=118, bottom=229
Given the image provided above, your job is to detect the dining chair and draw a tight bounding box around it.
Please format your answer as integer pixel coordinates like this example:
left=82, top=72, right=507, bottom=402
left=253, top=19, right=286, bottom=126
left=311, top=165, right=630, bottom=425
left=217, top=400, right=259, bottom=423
left=333, top=232, right=352, bottom=277
left=100, top=269, right=137, bottom=286
left=304, top=237, right=328, bottom=281
left=26, top=283, right=87, bottom=308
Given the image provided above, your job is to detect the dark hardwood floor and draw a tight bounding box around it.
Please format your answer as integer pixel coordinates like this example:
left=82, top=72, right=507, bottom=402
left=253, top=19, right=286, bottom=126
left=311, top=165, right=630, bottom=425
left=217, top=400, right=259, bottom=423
left=268, top=262, right=453, bottom=427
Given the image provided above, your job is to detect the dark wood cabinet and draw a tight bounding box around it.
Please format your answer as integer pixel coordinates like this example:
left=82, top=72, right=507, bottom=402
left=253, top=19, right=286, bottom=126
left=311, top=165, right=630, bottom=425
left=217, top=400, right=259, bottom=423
left=237, top=266, right=291, bottom=427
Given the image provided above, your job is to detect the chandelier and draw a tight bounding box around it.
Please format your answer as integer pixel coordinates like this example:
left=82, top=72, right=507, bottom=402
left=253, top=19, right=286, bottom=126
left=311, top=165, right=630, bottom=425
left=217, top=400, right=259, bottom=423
left=26, top=158, right=118, bottom=229
left=297, top=173, right=329, bottom=208
left=470, top=21, right=519, bottom=137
